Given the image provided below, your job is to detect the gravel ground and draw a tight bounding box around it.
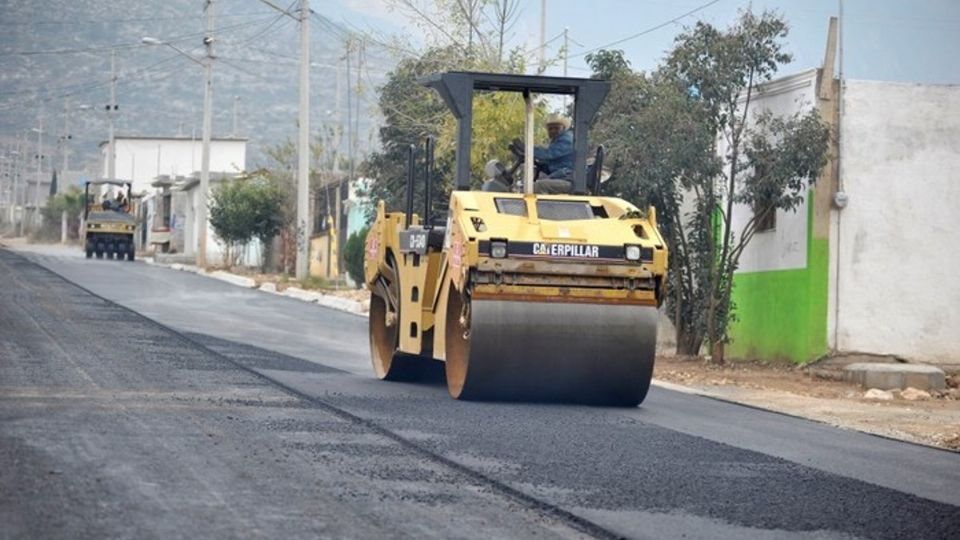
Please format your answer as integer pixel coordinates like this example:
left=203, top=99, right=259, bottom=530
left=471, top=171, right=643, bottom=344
left=654, top=356, right=960, bottom=450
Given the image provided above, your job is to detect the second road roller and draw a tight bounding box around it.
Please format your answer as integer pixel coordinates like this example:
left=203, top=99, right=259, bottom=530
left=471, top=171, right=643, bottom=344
left=364, top=72, right=668, bottom=405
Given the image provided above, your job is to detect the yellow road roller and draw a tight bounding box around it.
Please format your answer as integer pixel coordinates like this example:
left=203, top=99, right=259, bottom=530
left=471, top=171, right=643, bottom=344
left=364, top=72, right=668, bottom=405
left=83, top=180, right=137, bottom=261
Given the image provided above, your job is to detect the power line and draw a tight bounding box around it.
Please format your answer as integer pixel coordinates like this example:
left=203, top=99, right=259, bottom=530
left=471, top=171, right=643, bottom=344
left=217, top=57, right=276, bottom=83
left=311, top=11, right=420, bottom=58
left=568, top=0, right=722, bottom=59
left=0, top=15, right=277, bottom=57
left=219, top=9, right=295, bottom=48
left=0, top=13, right=290, bottom=108
left=0, top=60, right=187, bottom=112
left=0, top=51, right=187, bottom=100
left=0, top=11, right=275, bottom=27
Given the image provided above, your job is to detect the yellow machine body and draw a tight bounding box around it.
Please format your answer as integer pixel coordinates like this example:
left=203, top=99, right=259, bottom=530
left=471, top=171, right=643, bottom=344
left=83, top=181, right=137, bottom=261
left=364, top=71, right=669, bottom=405
left=364, top=190, right=668, bottom=404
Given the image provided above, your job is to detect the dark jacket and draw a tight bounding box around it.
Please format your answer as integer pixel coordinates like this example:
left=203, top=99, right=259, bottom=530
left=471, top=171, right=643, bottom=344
left=533, top=129, right=574, bottom=176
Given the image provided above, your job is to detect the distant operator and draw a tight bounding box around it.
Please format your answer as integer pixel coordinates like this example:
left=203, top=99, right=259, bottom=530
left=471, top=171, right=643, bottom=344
left=528, top=114, right=574, bottom=194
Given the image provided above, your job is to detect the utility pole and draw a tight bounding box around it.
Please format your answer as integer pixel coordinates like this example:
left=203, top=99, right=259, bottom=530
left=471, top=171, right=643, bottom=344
left=328, top=52, right=343, bottom=279
left=1, top=146, right=9, bottom=221
left=108, top=50, right=117, bottom=182
left=60, top=98, right=70, bottom=186
left=343, top=37, right=357, bottom=277
left=295, top=0, right=310, bottom=280
left=33, top=115, right=44, bottom=231
left=563, top=27, right=569, bottom=108
left=197, top=0, right=215, bottom=267
left=231, top=95, right=240, bottom=137
left=14, top=135, right=23, bottom=234
left=340, top=38, right=363, bottom=274
left=538, top=0, right=546, bottom=74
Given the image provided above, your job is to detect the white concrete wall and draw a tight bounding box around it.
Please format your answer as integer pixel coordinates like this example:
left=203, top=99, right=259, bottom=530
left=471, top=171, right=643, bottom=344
left=721, top=69, right=819, bottom=274
left=101, top=138, right=246, bottom=195
left=832, top=80, right=960, bottom=363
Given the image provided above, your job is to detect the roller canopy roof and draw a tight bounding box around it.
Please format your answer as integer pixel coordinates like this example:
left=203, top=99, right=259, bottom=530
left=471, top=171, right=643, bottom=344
left=419, top=71, right=611, bottom=194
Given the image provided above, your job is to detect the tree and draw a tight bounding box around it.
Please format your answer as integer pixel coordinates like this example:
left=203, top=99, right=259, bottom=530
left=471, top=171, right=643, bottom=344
left=362, top=42, right=535, bottom=221
left=585, top=49, right=632, bottom=80
left=208, top=174, right=287, bottom=270
left=257, top=137, right=325, bottom=273
left=386, top=0, right=522, bottom=66
left=362, top=46, right=465, bottom=220
left=591, top=10, right=830, bottom=362
left=343, top=226, right=370, bottom=288
left=37, top=186, right=85, bottom=241
left=436, top=90, right=547, bottom=188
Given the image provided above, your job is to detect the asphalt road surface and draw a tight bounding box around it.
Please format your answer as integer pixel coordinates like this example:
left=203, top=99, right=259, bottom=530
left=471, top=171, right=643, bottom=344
left=2, top=247, right=959, bottom=539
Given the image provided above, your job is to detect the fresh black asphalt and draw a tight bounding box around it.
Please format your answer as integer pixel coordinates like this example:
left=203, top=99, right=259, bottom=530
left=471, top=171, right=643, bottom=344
left=3, top=248, right=959, bottom=539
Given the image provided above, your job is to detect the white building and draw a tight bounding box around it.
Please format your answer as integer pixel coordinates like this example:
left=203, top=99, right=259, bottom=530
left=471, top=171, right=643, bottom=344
left=98, top=135, right=248, bottom=264
left=719, top=22, right=960, bottom=368
left=99, top=136, right=247, bottom=195
left=829, top=80, right=960, bottom=365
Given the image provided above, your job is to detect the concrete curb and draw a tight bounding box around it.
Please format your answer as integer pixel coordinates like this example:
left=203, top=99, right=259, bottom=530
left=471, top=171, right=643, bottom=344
left=209, top=270, right=257, bottom=288
left=145, top=258, right=368, bottom=315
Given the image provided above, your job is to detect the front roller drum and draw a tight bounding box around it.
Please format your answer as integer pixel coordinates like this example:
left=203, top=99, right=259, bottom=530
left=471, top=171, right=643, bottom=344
left=445, top=292, right=658, bottom=406
left=368, top=255, right=428, bottom=381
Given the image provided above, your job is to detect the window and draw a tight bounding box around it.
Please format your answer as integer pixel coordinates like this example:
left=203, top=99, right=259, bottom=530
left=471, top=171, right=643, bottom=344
left=754, top=203, right=776, bottom=232
left=494, top=198, right=595, bottom=221
left=161, top=194, right=171, bottom=228
left=751, top=161, right=775, bottom=232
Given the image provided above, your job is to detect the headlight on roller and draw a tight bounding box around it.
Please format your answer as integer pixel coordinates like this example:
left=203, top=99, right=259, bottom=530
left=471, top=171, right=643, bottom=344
left=490, top=240, right=508, bottom=259
left=625, top=244, right=641, bottom=261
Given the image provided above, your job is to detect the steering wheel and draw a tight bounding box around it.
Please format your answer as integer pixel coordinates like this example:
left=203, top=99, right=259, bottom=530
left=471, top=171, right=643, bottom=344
left=508, top=139, right=549, bottom=179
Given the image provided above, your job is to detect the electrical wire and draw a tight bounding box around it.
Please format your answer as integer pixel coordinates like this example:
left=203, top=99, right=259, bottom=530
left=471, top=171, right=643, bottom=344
left=0, top=9, right=296, bottom=110
left=0, top=15, right=278, bottom=57
left=219, top=0, right=297, bottom=48
left=311, top=11, right=420, bottom=58
left=568, top=0, right=722, bottom=58
left=0, top=11, right=275, bottom=27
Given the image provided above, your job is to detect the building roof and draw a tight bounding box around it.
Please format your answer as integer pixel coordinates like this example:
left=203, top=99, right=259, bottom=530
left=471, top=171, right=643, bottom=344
left=175, top=171, right=241, bottom=191
left=98, top=135, right=248, bottom=147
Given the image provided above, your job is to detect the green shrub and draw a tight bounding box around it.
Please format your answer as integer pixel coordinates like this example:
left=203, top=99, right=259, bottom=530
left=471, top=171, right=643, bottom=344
left=343, top=226, right=370, bottom=288
left=208, top=174, right=286, bottom=269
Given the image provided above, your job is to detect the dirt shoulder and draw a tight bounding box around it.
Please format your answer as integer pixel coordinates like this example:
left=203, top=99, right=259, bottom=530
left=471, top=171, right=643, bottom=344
left=654, top=355, right=960, bottom=452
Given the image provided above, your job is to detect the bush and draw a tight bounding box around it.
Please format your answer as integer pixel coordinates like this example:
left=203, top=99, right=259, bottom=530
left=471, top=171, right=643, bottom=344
left=35, top=186, right=85, bottom=242
left=343, top=226, right=369, bottom=288
left=209, top=174, right=286, bottom=269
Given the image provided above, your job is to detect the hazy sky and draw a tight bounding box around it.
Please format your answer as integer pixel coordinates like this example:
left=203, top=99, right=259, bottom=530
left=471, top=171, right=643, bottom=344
left=323, top=0, right=960, bottom=84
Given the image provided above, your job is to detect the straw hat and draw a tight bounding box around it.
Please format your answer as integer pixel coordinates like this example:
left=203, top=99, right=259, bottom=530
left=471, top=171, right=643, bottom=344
left=545, top=113, right=571, bottom=129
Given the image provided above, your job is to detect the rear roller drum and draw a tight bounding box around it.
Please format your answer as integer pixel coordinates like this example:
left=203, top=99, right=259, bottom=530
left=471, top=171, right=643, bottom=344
left=369, top=254, right=420, bottom=381
left=445, top=290, right=658, bottom=406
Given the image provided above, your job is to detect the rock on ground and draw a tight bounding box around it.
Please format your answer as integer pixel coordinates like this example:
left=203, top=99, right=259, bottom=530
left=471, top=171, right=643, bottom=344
left=899, top=387, right=932, bottom=401
left=864, top=388, right=894, bottom=401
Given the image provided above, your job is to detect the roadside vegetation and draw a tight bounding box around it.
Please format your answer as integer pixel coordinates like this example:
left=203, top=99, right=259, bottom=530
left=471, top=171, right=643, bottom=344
left=34, top=186, right=85, bottom=242
left=208, top=173, right=287, bottom=271
left=584, top=11, right=829, bottom=362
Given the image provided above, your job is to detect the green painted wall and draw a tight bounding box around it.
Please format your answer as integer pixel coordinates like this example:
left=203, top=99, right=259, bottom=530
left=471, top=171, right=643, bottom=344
left=727, top=196, right=829, bottom=363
